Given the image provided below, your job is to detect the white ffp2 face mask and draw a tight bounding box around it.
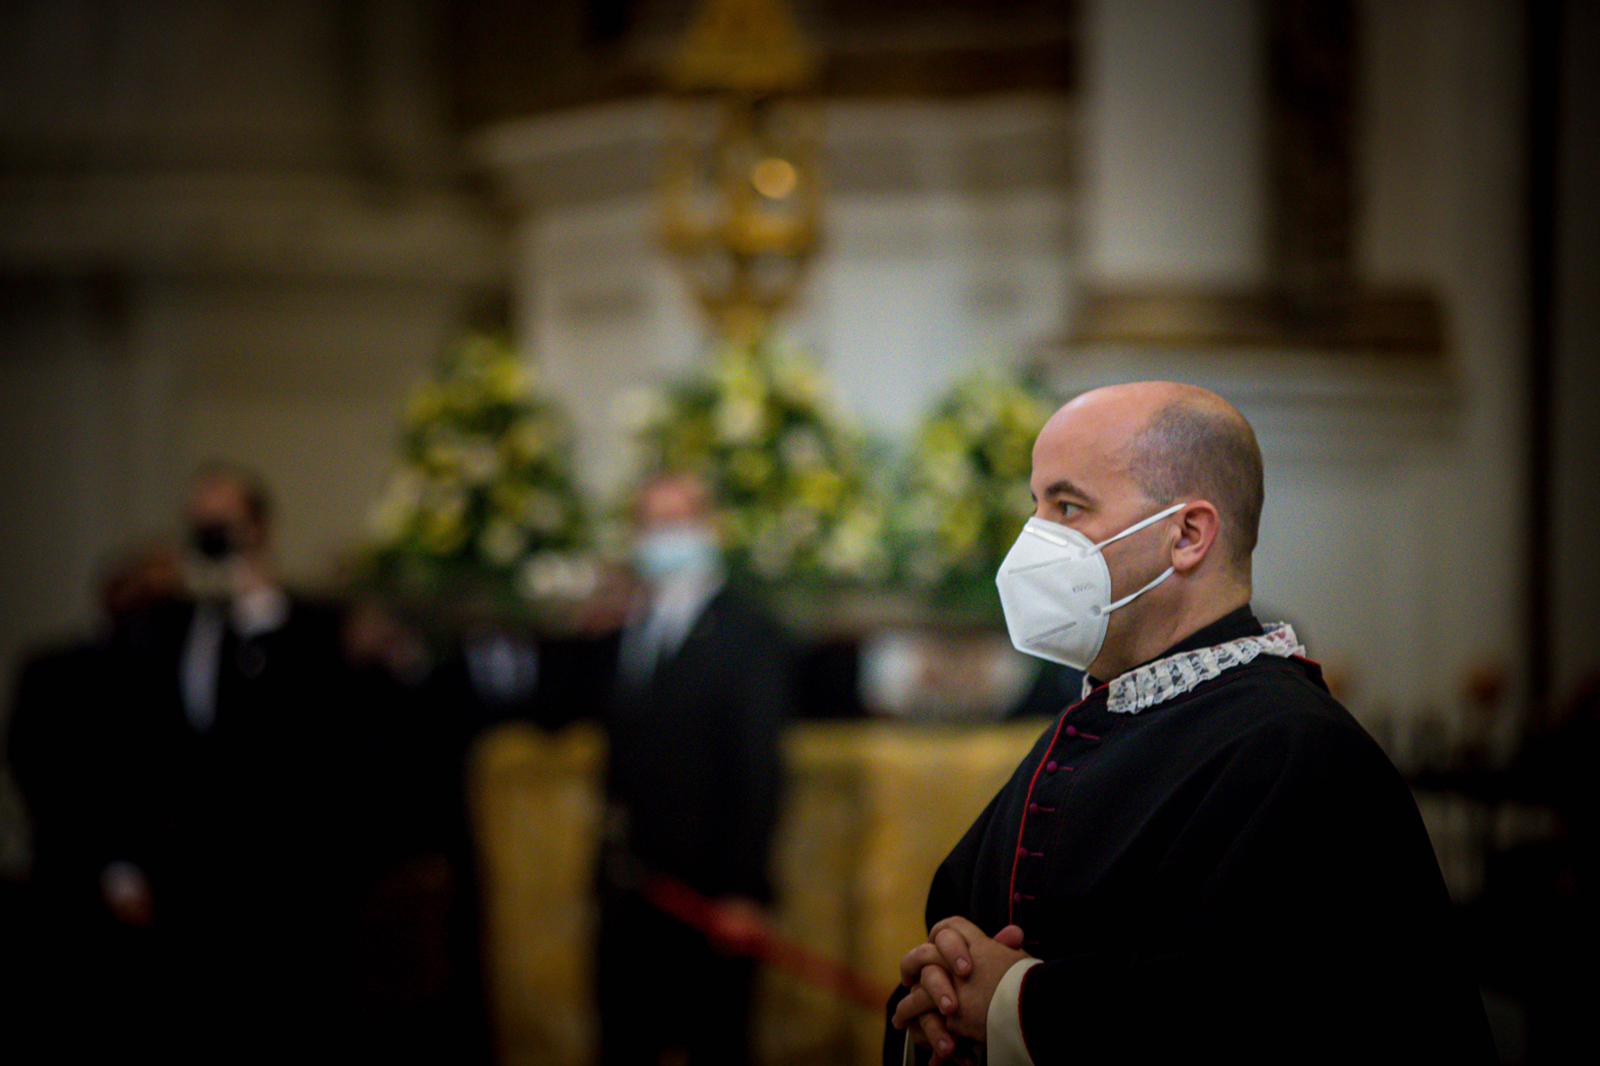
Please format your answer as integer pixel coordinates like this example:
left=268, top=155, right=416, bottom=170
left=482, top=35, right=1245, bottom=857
left=995, top=502, right=1187, bottom=670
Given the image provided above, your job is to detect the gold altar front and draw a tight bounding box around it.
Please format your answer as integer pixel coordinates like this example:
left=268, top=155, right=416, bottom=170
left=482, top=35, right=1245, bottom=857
left=471, top=720, right=1043, bottom=1066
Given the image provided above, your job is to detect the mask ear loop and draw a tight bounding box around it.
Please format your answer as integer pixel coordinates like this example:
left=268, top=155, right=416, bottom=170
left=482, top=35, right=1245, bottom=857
left=1088, top=501, right=1187, bottom=616
left=1096, top=566, right=1176, bottom=616
left=1090, top=501, right=1187, bottom=552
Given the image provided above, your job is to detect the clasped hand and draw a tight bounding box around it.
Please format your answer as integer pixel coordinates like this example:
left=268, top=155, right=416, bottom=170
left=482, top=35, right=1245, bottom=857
left=891, top=916, right=1028, bottom=1066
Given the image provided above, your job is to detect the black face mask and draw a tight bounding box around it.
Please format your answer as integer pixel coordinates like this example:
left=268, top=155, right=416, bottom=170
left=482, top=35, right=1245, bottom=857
left=190, top=522, right=237, bottom=562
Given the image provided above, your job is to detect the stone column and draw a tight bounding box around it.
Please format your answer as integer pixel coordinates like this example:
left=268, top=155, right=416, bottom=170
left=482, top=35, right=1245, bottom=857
left=1087, top=0, right=1266, bottom=289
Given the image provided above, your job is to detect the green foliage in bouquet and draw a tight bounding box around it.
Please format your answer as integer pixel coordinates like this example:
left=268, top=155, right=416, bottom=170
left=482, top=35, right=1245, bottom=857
left=892, top=367, right=1056, bottom=608
left=366, top=334, right=594, bottom=609
left=624, top=333, right=892, bottom=587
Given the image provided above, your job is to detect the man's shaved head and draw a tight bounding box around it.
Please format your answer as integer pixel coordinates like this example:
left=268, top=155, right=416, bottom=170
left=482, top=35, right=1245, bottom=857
left=1035, top=381, right=1263, bottom=574
left=1122, top=386, right=1263, bottom=570
left=1024, top=381, right=1262, bottom=675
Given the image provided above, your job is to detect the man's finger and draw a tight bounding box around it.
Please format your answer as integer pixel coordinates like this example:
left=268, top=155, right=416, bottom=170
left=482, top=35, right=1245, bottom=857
left=928, top=915, right=985, bottom=942
left=918, top=1010, right=956, bottom=1063
left=918, top=962, right=959, bottom=1017
left=891, top=985, right=936, bottom=1029
left=898, top=942, right=946, bottom=987
left=994, top=923, right=1025, bottom=949
left=931, top=924, right=975, bottom=977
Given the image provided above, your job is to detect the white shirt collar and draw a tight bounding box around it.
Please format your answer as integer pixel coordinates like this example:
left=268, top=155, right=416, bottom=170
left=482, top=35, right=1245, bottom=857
left=645, top=564, right=722, bottom=622
left=229, top=585, right=290, bottom=639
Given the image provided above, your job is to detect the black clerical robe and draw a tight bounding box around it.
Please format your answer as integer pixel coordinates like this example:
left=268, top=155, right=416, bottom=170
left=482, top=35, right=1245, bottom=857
left=887, top=607, right=1496, bottom=1064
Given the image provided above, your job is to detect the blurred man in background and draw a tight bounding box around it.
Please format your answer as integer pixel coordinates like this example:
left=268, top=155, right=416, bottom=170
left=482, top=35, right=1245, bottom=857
left=10, top=542, right=183, bottom=919
left=103, top=462, right=360, bottom=1056
left=540, top=471, right=793, bottom=1066
left=6, top=542, right=183, bottom=1051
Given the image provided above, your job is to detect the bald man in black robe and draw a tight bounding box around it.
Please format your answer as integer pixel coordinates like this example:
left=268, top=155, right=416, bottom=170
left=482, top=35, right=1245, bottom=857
left=886, top=382, right=1496, bottom=1064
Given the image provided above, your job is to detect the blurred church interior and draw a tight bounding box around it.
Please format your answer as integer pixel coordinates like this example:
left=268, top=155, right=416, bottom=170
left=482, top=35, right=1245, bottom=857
left=1, top=1, right=1595, bottom=1063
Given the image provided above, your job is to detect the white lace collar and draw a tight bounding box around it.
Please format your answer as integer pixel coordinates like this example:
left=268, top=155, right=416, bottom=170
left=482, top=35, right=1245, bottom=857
left=1081, top=622, right=1305, bottom=715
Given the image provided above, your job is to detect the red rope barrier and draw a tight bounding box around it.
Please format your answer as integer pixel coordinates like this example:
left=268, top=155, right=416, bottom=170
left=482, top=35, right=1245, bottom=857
left=639, top=875, right=890, bottom=1013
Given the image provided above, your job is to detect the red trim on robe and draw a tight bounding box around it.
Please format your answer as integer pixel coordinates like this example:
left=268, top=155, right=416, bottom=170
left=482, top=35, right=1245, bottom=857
left=1007, top=683, right=1108, bottom=926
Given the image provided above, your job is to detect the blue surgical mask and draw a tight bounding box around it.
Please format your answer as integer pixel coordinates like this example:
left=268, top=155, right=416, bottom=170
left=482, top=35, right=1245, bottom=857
left=632, top=526, right=721, bottom=581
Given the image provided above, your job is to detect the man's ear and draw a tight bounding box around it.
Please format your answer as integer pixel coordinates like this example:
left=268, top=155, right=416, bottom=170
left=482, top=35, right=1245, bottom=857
left=1170, top=501, right=1221, bottom=574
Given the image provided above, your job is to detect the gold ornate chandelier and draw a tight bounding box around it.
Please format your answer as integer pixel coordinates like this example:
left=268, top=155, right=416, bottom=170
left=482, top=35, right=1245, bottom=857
left=659, top=0, right=823, bottom=342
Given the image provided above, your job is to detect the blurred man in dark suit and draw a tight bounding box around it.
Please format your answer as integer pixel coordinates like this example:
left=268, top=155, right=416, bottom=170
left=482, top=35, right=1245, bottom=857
left=6, top=543, right=183, bottom=1052
left=105, top=463, right=359, bottom=1056
left=9, top=543, right=183, bottom=919
left=541, top=472, right=793, bottom=1066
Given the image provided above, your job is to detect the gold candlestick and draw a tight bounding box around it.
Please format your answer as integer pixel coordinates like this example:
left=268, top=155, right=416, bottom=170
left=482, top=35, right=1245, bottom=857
left=659, top=0, right=823, bottom=343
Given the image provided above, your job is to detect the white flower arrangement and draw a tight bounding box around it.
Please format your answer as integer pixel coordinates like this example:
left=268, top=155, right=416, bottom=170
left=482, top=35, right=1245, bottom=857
left=366, top=334, right=593, bottom=606
left=891, top=367, right=1055, bottom=598
left=626, top=333, right=892, bottom=586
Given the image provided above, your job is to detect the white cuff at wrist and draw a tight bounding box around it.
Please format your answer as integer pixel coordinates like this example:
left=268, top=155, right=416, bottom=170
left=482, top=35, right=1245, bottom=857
left=985, top=957, right=1043, bottom=1066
